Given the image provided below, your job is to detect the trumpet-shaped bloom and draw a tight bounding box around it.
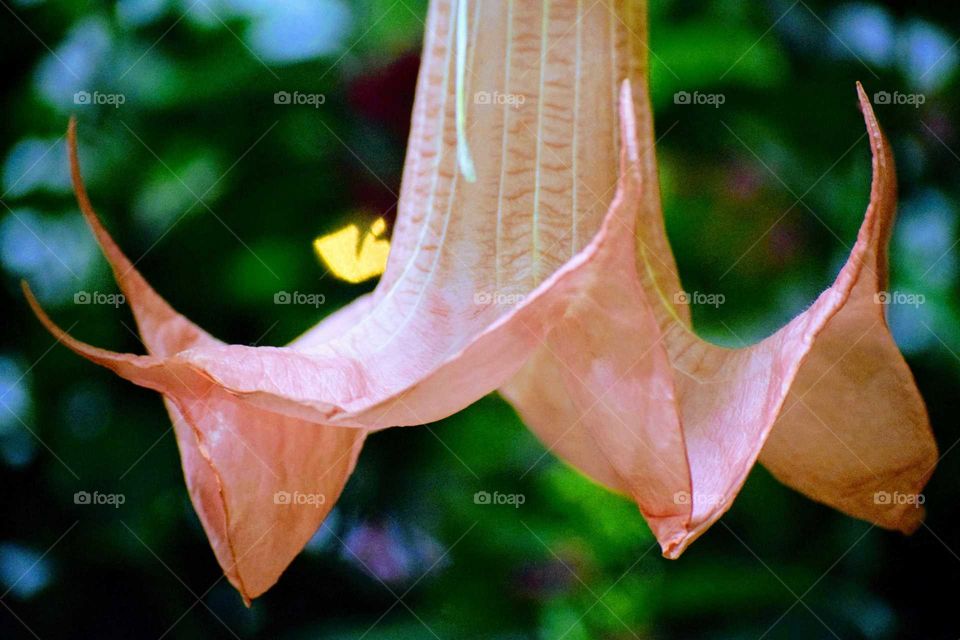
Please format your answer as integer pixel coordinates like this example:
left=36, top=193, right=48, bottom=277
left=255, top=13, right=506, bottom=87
left=27, top=0, right=936, bottom=602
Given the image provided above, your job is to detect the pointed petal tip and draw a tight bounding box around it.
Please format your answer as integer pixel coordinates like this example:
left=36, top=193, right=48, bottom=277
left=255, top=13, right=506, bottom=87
left=22, top=280, right=62, bottom=341
left=66, top=114, right=112, bottom=245
left=23, top=278, right=109, bottom=363
left=855, top=82, right=875, bottom=114
left=659, top=535, right=688, bottom=560
left=645, top=511, right=699, bottom=561
left=655, top=500, right=927, bottom=560
left=657, top=524, right=711, bottom=561
left=654, top=510, right=729, bottom=561
left=855, top=82, right=880, bottom=129
left=896, top=506, right=925, bottom=536
left=67, top=117, right=97, bottom=227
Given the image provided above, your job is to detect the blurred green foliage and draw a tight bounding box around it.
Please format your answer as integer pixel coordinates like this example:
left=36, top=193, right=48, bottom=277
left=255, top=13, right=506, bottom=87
left=1, top=0, right=959, bottom=638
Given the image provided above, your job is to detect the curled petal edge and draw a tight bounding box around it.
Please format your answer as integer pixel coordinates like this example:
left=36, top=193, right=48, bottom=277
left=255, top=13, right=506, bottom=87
left=503, top=83, right=938, bottom=557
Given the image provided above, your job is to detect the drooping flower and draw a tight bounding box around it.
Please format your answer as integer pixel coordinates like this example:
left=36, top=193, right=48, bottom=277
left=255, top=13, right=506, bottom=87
left=26, top=0, right=936, bottom=602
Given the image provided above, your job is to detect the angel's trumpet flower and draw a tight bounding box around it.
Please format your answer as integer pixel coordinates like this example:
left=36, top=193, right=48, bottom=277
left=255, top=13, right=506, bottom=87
left=26, top=0, right=936, bottom=602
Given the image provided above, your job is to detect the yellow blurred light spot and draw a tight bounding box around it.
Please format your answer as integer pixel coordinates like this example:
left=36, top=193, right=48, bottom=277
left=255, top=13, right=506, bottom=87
left=313, top=216, right=391, bottom=284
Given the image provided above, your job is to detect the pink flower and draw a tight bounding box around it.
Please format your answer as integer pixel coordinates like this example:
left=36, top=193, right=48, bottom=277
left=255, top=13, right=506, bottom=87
left=26, top=0, right=937, bottom=602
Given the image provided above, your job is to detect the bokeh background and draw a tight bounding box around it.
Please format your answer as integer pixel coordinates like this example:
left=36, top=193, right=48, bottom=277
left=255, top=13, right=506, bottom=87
left=2, top=0, right=959, bottom=638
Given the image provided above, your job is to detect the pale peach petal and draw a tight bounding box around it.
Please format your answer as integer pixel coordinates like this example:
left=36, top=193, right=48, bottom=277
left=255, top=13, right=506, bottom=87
left=505, top=1, right=935, bottom=555
left=34, top=0, right=650, bottom=432
left=27, top=0, right=647, bottom=600
left=504, top=84, right=938, bottom=557
left=502, top=347, right=629, bottom=494
left=658, top=86, right=936, bottom=553
left=502, top=81, right=691, bottom=551
left=24, top=294, right=364, bottom=602
left=35, top=74, right=649, bottom=430
left=502, top=1, right=687, bottom=498
left=757, top=85, right=938, bottom=534
left=23, top=121, right=367, bottom=603
left=27, top=13, right=652, bottom=597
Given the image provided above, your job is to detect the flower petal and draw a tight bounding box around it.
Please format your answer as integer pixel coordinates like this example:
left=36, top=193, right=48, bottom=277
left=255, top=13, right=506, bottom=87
left=657, top=85, right=937, bottom=552
left=26, top=0, right=937, bottom=593
left=503, top=83, right=938, bottom=556
left=26, top=0, right=653, bottom=599
left=22, top=121, right=366, bottom=603
left=757, top=84, right=938, bottom=534
left=26, top=293, right=365, bottom=602
left=40, top=0, right=658, bottom=433
left=27, top=40, right=654, bottom=602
